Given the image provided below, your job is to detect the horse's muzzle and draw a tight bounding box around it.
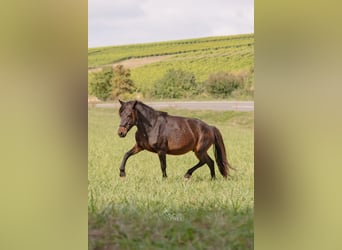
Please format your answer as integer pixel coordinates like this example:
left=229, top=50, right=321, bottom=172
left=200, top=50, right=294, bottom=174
left=118, top=127, right=127, bottom=137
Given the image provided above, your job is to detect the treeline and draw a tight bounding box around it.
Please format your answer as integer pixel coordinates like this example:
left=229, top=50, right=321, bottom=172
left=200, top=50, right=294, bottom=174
left=88, top=65, right=254, bottom=101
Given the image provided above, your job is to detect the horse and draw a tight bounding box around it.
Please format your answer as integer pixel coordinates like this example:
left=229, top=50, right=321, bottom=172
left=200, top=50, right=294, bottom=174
left=117, top=100, right=234, bottom=179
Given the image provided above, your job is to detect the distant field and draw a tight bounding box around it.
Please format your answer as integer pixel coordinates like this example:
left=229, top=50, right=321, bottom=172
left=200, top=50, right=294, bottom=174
left=88, top=108, right=254, bottom=249
left=88, top=34, right=254, bottom=67
left=88, top=34, right=254, bottom=97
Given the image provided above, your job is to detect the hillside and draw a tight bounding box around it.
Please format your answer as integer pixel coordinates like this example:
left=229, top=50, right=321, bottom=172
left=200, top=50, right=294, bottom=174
left=88, top=33, right=254, bottom=99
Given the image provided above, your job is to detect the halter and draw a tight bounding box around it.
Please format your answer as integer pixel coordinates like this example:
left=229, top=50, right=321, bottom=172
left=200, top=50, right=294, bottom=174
left=119, top=110, right=137, bottom=129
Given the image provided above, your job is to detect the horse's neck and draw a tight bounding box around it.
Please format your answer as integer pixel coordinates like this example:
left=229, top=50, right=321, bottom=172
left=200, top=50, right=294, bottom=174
left=135, top=104, right=158, bottom=133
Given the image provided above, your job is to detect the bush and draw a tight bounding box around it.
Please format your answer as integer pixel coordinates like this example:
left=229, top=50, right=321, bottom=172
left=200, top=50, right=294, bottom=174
left=230, top=68, right=254, bottom=98
left=152, top=69, right=198, bottom=99
left=88, top=67, right=114, bottom=101
left=205, top=72, right=245, bottom=98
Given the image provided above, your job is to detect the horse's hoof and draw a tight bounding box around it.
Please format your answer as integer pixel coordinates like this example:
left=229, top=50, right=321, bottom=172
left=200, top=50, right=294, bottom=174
left=184, top=173, right=191, bottom=179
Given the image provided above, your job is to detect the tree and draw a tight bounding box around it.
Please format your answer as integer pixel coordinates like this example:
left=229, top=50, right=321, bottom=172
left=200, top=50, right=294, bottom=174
left=88, top=67, right=114, bottom=100
left=111, top=65, right=136, bottom=99
left=88, top=65, right=136, bottom=100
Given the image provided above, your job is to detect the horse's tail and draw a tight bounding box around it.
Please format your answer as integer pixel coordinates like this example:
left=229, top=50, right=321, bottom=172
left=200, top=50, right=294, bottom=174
left=212, top=126, right=234, bottom=178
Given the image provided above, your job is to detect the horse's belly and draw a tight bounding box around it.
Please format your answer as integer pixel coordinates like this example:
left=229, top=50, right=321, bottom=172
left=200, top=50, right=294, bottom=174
left=166, top=138, right=194, bottom=155
left=167, top=148, right=192, bottom=155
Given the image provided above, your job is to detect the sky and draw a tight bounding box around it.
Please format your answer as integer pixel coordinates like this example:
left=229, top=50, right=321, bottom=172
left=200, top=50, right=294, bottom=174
left=88, top=0, right=254, bottom=48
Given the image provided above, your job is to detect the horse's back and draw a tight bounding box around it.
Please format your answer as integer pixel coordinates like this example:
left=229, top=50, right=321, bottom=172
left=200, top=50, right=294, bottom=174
left=162, top=115, right=213, bottom=155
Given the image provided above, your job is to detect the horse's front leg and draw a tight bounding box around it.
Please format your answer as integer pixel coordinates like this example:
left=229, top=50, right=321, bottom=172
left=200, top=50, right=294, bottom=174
left=119, top=144, right=142, bottom=177
left=158, top=151, right=167, bottom=178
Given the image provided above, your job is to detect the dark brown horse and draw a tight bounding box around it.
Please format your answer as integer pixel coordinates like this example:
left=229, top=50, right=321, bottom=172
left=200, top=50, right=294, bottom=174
left=117, top=100, right=234, bottom=179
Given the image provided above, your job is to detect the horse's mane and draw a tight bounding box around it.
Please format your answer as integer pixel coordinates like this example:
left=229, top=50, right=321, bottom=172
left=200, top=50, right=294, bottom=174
left=136, top=101, right=168, bottom=116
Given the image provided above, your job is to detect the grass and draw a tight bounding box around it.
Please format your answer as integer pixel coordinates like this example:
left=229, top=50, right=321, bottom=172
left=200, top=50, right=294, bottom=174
left=88, top=34, right=254, bottom=67
left=88, top=107, right=254, bottom=249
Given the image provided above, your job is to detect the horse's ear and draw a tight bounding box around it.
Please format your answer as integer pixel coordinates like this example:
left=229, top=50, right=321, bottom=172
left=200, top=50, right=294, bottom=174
left=119, top=99, right=125, bottom=106
left=132, top=100, right=138, bottom=109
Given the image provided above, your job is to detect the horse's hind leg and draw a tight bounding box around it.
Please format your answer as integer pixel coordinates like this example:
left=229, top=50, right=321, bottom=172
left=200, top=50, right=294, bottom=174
left=205, top=153, right=216, bottom=179
left=183, top=150, right=208, bottom=179
left=184, top=160, right=205, bottom=179
left=184, top=152, right=215, bottom=179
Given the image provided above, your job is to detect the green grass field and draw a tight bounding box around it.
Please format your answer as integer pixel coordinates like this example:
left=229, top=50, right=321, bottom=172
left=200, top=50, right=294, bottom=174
left=88, top=34, right=254, bottom=67
left=88, top=107, right=254, bottom=249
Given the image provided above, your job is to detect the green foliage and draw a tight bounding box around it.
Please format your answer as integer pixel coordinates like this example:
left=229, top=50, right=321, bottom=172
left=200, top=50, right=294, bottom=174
left=111, top=65, right=136, bottom=99
left=88, top=65, right=136, bottom=100
left=152, top=69, right=198, bottom=99
left=88, top=67, right=114, bottom=100
left=205, top=71, right=247, bottom=98
left=88, top=108, right=254, bottom=249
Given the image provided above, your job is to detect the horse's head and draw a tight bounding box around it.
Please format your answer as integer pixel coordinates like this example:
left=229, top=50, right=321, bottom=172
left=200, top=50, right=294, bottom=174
left=118, top=100, right=137, bottom=137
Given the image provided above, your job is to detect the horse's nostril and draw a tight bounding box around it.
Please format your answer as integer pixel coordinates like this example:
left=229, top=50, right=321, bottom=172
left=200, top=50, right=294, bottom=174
left=118, top=131, right=125, bottom=137
left=118, top=126, right=127, bottom=137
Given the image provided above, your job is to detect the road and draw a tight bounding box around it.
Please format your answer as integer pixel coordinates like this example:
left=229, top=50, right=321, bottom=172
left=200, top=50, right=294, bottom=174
left=94, top=101, right=254, bottom=112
